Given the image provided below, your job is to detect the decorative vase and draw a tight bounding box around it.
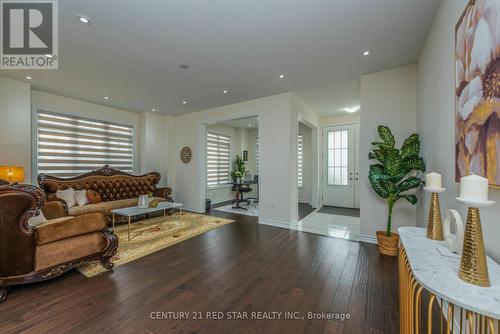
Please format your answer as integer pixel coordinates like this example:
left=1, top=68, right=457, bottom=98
left=138, top=194, right=149, bottom=208
left=423, top=187, right=446, bottom=240
left=443, top=209, right=464, bottom=254
left=458, top=207, right=490, bottom=287
left=376, top=231, right=399, bottom=256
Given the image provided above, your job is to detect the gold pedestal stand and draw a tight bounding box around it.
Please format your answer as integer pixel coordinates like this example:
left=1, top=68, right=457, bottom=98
left=426, top=192, right=444, bottom=240
left=458, top=207, right=490, bottom=287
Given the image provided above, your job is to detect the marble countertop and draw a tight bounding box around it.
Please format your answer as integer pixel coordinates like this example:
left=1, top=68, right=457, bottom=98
left=399, top=227, right=500, bottom=319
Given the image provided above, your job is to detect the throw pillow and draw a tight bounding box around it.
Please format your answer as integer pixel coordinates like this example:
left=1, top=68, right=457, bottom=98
left=28, top=210, right=47, bottom=227
left=75, top=189, right=89, bottom=206
left=56, top=187, right=76, bottom=208
left=86, top=190, right=102, bottom=204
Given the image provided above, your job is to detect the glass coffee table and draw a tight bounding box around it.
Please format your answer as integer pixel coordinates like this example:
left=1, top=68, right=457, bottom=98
left=111, top=201, right=183, bottom=240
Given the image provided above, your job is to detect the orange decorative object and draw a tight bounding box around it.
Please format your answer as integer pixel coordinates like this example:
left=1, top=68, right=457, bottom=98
left=0, top=166, right=25, bottom=183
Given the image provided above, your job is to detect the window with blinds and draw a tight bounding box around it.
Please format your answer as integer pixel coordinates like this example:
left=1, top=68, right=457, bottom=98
left=297, top=134, right=303, bottom=187
left=36, top=110, right=134, bottom=177
left=206, top=132, right=231, bottom=186
left=256, top=136, right=259, bottom=175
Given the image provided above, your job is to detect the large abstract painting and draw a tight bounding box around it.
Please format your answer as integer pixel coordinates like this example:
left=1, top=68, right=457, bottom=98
left=455, top=0, right=500, bottom=186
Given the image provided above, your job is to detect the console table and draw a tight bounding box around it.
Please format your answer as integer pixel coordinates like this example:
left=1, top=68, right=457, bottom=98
left=398, top=227, right=500, bottom=334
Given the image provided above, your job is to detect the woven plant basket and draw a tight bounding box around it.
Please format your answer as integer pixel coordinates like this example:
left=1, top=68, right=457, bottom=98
left=376, top=231, right=400, bottom=256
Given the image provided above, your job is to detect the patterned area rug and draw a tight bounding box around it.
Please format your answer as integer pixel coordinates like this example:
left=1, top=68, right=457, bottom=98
left=77, top=212, right=234, bottom=277
left=213, top=203, right=259, bottom=217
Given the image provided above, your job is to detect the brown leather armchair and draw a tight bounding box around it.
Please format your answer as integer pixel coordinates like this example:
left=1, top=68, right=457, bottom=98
left=0, top=180, right=118, bottom=303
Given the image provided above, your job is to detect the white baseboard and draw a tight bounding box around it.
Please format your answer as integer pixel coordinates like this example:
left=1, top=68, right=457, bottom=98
left=259, top=218, right=294, bottom=230
left=210, top=197, right=233, bottom=205
left=182, top=206, right=204, bottom=213
left=359, top=234, right=378, bottom=244
left=298, top=198, right=311, bottom=204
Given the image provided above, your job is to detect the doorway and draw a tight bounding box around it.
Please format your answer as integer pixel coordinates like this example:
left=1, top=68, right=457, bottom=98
left=322, top=124, right=360, bottom=209
left=204, top=116, right=260, bottom=218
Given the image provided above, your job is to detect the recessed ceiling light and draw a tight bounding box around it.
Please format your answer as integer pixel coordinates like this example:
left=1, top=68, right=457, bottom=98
left=343, top=105, right=360, bottom=113
left=223, top=90, right=228, bottom=94
left=182, top=100, right=187, bottom=104
left=25, top=75, right=32, bottom=80
left=248, top=124, right=252, bottom=127
left=104, top=96, right=109, bottom=100
left=77, top=15, right=91, bottom=25
left=363, top=50, right=370, bottom=56
left=279, top=74, right=285, bottom=79
left=179, top=64, right=190, bottom=69
left=152, top=108, right=156, bottom=112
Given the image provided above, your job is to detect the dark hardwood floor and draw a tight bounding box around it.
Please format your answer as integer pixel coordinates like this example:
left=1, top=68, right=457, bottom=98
left=0, top=210, right=398, bottom=334
left=298, top=203, right=315, bottom=221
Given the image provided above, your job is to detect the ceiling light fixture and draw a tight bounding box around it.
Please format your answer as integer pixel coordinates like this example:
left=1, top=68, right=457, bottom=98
left=279, top=74, right=285, bottom=79
left=343, top=105, right=360, bottom=113
left=182, top=100, right=187, bottom=104
left=223, top=90, right=228, bottom=94
left=104, top=96, right=109, bottom=100
left=25, top=75, right=32, bottom=80
left=363, top=50, right=370, bottom=56
left=77, top=15, right=91, bottom=25
left=152, top=108, right=156, bottom=112
left=248, top=124, right=252, bottom=127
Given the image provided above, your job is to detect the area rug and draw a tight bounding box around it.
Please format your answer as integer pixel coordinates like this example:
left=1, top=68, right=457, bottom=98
left=213, top=203, right=258, bottom=217
left=77, top=212, right=234, bottom=277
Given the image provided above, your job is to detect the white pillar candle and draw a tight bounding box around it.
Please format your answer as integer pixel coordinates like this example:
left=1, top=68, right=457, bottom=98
left=426, top=172, right=442, bottom=189
left=459, top=174, right=489, bottom=201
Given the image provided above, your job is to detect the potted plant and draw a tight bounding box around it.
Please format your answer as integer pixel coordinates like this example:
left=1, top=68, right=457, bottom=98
left=368, top=125, right=425, bottom=256
left=231, top=155, right=247, bottom=184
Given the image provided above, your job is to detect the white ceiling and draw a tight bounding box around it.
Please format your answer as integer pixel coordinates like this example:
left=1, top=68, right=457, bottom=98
left=0, top=0, right=439, bottom=116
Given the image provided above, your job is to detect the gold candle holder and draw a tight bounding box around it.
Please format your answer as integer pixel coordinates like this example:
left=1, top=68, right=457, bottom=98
left=426, top=192, right=444, bottom=240
left=458, top=207, right=490, bottom=287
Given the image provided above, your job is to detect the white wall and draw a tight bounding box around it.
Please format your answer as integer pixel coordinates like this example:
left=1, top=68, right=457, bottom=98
left=172, top=92, right=299, bottom=227
left=360, top=65, right=418, bottom=240
left=246, top=128, right=258, bottom=175
left=0, top=77, right=31, bottom=181
left=139, top=112, right=169, bottom=186
left=417, top=0, right=500, bottom=262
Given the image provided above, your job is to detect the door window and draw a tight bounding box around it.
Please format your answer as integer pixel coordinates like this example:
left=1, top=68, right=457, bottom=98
left=327, top=130, right=348, bottom=185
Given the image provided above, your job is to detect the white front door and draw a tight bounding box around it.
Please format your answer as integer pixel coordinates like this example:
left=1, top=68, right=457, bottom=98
left=322, top=125, right=355, bottom=208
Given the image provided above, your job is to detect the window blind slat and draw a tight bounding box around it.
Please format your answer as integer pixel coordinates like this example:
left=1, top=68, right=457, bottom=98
left=298, top=134, right=303, bottom=187
left=36, top=110, right=134, bottom=177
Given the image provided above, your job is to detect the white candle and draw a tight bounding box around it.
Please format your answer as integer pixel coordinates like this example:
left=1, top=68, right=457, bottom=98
left=426, top=172, right=442, bottom=189
left=459, top=174, right=489, bottom=201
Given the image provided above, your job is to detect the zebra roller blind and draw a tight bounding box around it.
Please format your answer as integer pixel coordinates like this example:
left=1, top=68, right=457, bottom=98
left=36, top=110, right=134, bottom=177
left=206, top=132, right=231, bottom=186
left=298, top=133, right=303, bottom=187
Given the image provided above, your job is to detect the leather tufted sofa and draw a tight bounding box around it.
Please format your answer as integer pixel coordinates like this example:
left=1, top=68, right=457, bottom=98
left=38, top=165, right=173, bottom=222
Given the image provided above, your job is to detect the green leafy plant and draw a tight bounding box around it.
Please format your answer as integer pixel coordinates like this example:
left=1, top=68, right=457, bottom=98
left=230, top=155, right=246, bottom=180
left=368, top=125, right=425, bottom=236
